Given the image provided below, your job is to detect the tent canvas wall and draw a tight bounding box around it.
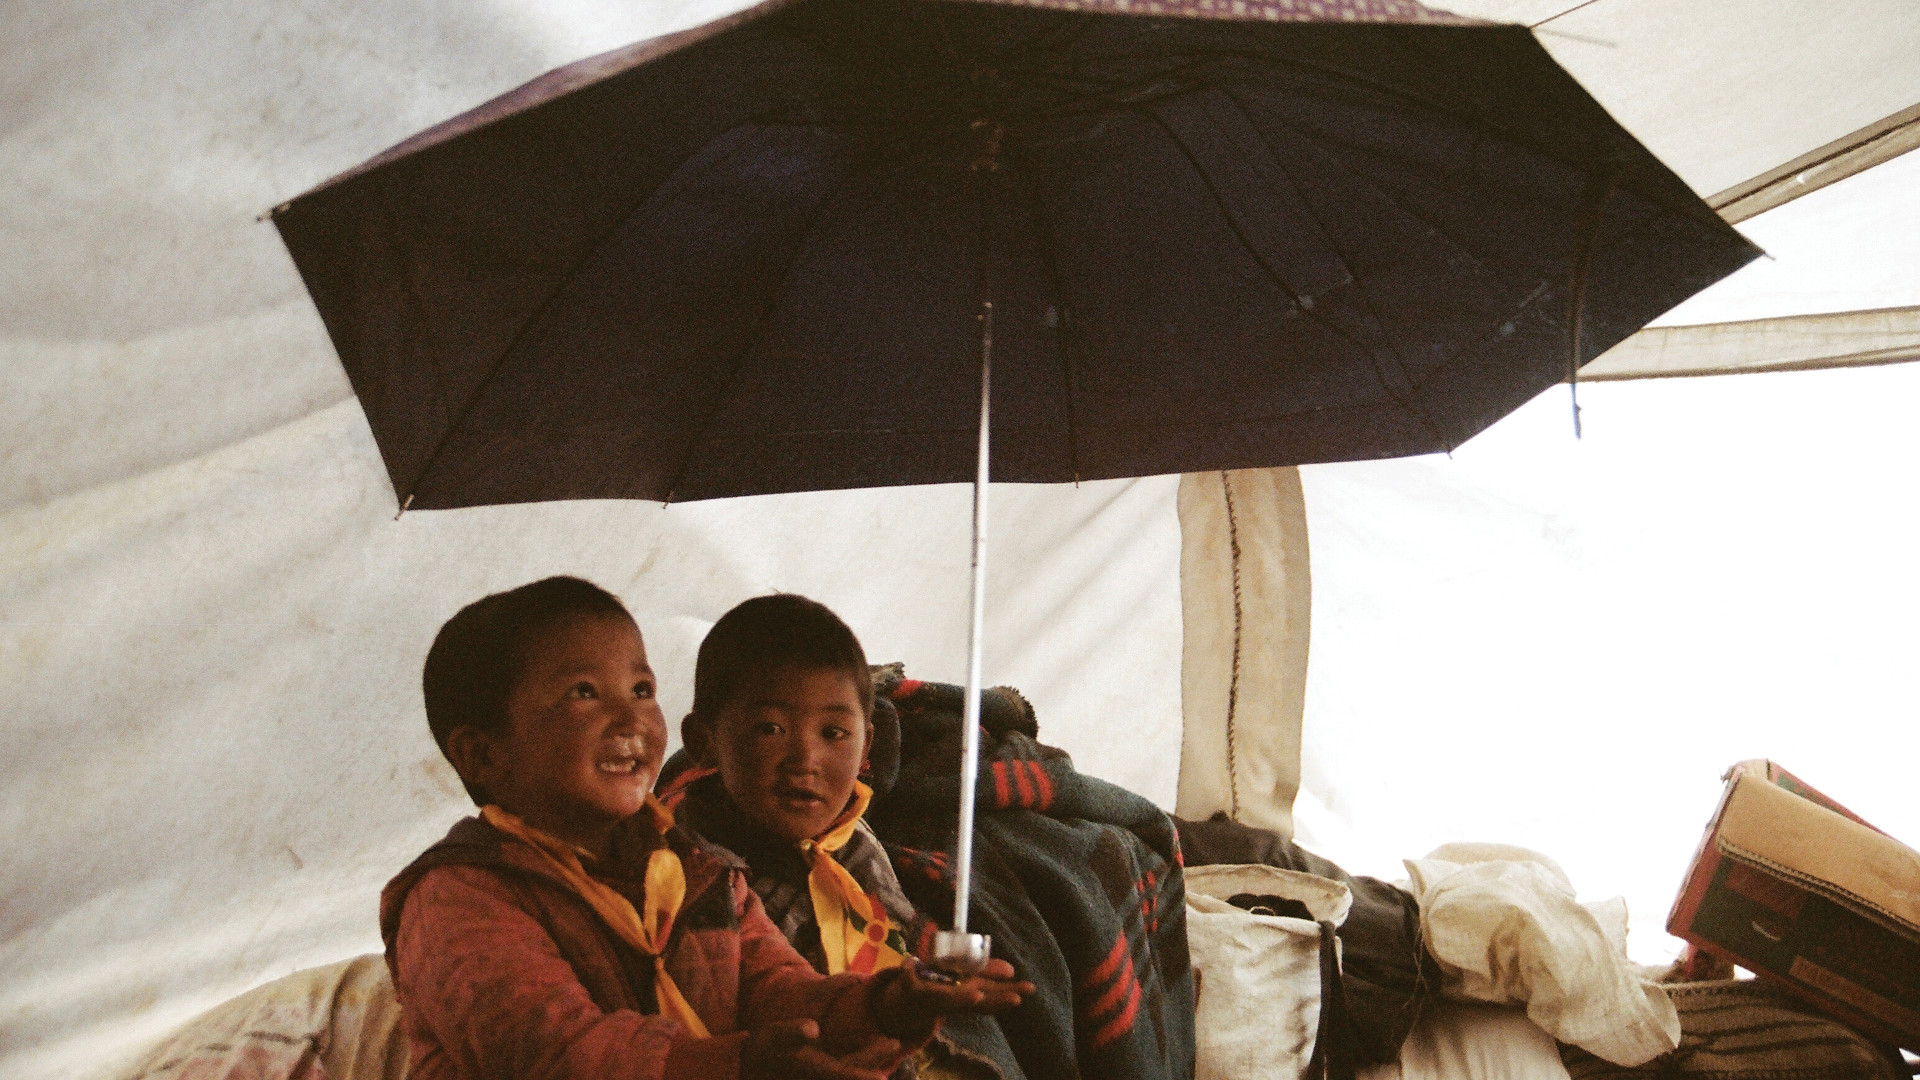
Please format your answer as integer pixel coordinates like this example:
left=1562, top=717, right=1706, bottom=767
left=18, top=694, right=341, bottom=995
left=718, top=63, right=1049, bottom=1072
left=4, top=0, right=1917, bottom=1077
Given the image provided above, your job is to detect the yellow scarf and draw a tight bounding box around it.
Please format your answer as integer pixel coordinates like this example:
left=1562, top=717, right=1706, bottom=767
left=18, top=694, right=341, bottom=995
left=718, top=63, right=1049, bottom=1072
left=799, top=780, right=909, bottom=975
left=481, top=798, right=710, bottom=1038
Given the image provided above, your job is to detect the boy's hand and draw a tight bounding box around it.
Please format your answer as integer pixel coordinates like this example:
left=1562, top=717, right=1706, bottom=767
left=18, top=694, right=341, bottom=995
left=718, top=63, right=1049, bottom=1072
left=876, top=959, right=1034, bottom=1038
left=741, top=1019, right=902, bottom=1080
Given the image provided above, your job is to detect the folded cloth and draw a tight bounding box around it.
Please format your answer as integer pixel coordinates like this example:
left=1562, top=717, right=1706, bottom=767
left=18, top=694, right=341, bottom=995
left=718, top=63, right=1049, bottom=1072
left=867, top=666, right=1196, bottom=1080
left=1558, top=978, right=1909, bottom=1079
left=1406, top=844, right=1680, bottom=1067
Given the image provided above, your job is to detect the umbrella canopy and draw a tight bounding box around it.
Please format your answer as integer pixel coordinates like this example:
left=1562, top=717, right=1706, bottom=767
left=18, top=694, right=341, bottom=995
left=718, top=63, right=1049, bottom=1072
left=272, top=0, right=1759, bottom=509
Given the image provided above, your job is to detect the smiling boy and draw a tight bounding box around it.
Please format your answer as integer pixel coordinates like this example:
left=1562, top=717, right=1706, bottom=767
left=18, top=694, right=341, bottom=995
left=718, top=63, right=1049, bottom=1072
left=380, top=577, right=1025, bottom=1080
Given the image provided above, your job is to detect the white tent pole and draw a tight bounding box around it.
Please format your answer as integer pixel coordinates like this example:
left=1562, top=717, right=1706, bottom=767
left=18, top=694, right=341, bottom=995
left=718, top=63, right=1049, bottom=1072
left=952, top=298, right=993, bottom=936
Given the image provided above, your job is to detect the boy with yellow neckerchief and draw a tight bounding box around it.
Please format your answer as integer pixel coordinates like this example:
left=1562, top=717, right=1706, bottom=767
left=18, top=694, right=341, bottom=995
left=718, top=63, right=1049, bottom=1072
left=381, top=578, right=1027, bottom=1080
left=669, top=594, right=1030, bottom=1080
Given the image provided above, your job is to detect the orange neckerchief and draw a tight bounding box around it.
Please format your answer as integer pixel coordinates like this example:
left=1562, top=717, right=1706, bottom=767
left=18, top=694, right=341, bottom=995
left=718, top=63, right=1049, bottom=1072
left=481, top=798, right=710, bottom=1037
left=800, top=780, right=908, bottom=975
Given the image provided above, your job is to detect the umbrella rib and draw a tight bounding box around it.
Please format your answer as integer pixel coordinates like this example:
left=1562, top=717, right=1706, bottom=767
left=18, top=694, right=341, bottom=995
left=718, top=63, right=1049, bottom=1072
left=1140, top=99, right=1447, bottom=447
left=1058, top=44, right=1632, bottom=202
left=1008, top=166, right=1084, bottom=484
left=1127, top=48, right=1598, bottom=191
left=658, top=170, right=857, bottom=504
left=1230, top=91, right=1501, bottom=278
left=1221, top=86, right=1457, bottom=450
left=1242, top=48, right=1707, bottom=217
left=394, top=189, right=696, bottom=507
left=1003, top=56, right=1235, bottom=124
left=1243, top=85, right=1675, bottom=443
left=1246, top=83, right=1567, bottom=273
left=956, top=34, right=1660, bottom=219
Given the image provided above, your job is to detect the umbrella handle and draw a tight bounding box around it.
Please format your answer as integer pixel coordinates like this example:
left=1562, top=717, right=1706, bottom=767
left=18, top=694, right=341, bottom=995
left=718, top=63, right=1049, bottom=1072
left=953, top=298, right=992, bottom=936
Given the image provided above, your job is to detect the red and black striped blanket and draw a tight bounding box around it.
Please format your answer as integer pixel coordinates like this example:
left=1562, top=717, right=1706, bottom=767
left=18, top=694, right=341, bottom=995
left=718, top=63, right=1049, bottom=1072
left=867, top=670, right=1196, bottom=1080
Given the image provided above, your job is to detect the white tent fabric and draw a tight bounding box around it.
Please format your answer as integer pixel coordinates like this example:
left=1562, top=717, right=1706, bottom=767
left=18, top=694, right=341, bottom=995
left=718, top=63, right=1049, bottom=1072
left=1654, top=147, right=1920, bottom=326
left=1434, top=0, right=1920, bottom=204
left=1583, top=305, right=1920, bottom=382
left=1585, top=147, right=1920, bottom=380
left=1703, top=102, right=1920, bottom=228
left=6, top=0, right=1920, bottom=1076
left=1295, top=360, right=1920, bottom=964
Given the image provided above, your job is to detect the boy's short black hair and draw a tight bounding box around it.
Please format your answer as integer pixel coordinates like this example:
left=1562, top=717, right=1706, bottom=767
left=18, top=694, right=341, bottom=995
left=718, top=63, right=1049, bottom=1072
left=690, top=594, right=872, bottom=727
left=422, top=575, right=632, bottom=803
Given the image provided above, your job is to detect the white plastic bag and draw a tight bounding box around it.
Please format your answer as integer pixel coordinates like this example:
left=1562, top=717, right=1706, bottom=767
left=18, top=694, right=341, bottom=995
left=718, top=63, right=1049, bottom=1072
left=1187, top=864, right=1354, bottom=1080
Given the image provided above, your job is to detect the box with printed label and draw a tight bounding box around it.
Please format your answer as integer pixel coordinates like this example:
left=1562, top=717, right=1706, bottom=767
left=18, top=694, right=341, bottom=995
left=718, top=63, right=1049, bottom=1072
left=1669, top=759, right=1920, bottom=1050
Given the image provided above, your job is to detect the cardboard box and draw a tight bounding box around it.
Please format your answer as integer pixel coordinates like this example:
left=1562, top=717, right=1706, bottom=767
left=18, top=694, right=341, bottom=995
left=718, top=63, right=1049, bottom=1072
left=1669, top=759, right=1920, bottom=1050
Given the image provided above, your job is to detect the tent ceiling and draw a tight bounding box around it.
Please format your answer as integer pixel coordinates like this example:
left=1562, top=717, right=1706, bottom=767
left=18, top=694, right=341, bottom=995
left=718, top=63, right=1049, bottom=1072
left=1708, top=102, right=1920, bottom=225
left=1434, top=0, right=1920, bottom=204
left=1659, top=148, right=1920, bottom=326
left=1426, top=0, right=1920, bottom=383
left=1582, top=145, right=1920, bottom=380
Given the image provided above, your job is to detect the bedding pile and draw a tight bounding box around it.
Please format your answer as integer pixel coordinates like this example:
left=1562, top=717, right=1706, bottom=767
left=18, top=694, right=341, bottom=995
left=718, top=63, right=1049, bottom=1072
left=866, top=667, right=1197, bottom=1080
left=1557, top=978, right=1909, bottom=1080
left=116, top=749, right=1916, bottom=1080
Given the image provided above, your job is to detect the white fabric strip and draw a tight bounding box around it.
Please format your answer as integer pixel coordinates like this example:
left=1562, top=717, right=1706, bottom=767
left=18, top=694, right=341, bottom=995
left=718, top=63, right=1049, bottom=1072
left=1581, top=305, right=1920, bottom=381
left=1175, top=468, right=1312, bottom=835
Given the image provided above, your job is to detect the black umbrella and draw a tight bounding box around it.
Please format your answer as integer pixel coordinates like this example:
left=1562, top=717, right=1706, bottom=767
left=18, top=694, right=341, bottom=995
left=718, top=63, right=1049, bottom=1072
left=271, top=0, right=1759, bottom=945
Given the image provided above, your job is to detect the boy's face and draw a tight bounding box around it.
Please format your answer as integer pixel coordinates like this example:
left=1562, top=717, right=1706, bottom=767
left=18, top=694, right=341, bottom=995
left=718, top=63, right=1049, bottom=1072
left=698, top=663, right=870, bottom=845
left=461, top=612, right=667, bottom=850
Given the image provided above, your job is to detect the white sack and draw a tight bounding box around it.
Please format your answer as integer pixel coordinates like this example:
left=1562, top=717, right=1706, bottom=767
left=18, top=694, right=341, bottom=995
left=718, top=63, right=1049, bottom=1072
left=1186, top=864, right=1351, bottom=1080
left=1405, top=843, right=1678, bottom=1067
left=115, top=954, right=405, bottom=1080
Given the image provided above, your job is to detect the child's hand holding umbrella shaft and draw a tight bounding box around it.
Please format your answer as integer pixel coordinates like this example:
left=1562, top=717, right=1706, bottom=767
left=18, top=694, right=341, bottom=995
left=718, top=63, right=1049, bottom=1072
left=872, top=958, right=1034, bottom=1039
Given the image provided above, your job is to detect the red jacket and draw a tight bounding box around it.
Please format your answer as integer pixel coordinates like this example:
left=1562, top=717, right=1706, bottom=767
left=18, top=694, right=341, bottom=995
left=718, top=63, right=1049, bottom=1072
left=380, top=814, right=924, bottom=1080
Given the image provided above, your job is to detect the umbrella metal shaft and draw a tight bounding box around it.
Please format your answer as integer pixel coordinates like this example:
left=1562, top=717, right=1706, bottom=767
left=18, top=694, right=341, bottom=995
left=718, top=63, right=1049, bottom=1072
left=953, top=299, right=993, bottom=935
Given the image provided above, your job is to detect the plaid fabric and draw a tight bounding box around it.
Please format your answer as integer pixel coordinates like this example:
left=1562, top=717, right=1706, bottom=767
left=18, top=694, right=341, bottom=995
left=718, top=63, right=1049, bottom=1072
left=867, top=671, right=1196, bottom=1080
left=675, top=774, right=919, bottom=972
left=1559, top=979, right=1909, bottom=1079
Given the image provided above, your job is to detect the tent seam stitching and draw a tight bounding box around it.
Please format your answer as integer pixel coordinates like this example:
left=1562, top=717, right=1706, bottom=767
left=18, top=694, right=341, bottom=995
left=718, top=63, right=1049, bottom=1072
left=1222, top=470, right=1244, bottom=821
